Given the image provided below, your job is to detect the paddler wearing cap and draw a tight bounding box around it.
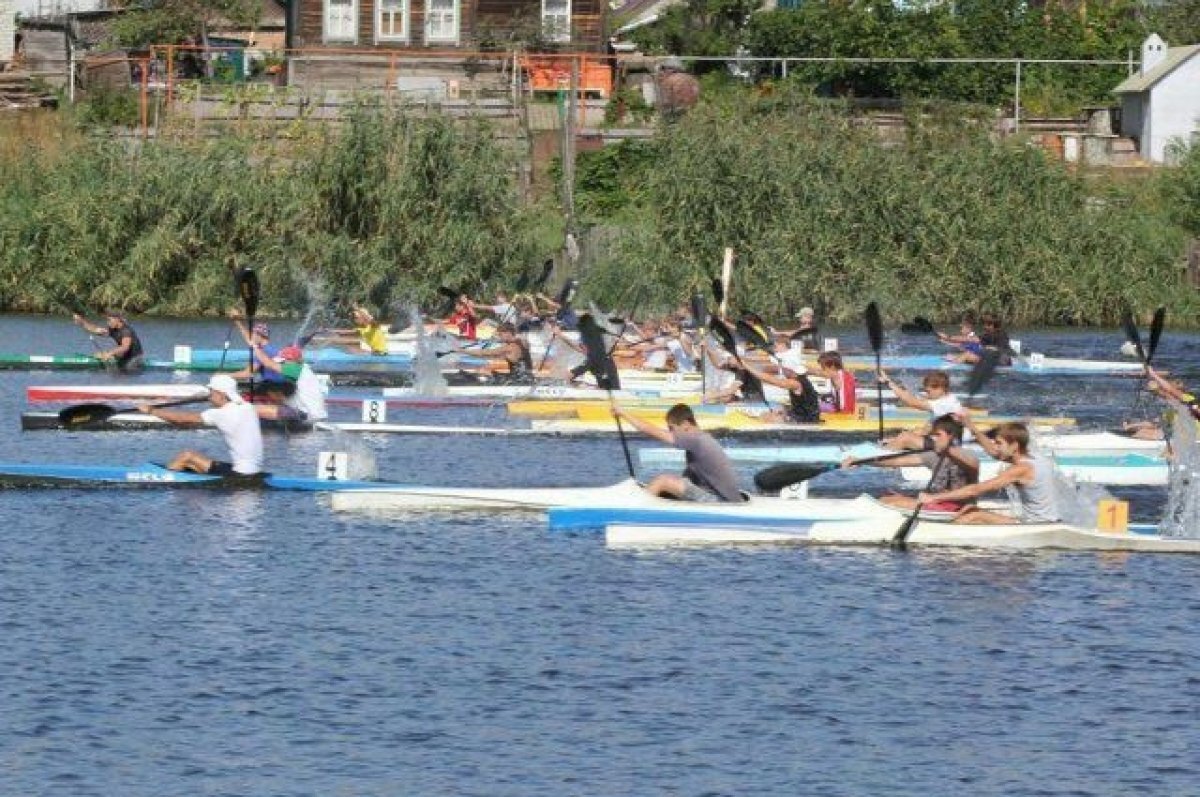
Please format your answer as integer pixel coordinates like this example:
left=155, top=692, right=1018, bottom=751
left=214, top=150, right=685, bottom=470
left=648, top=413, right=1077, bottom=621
left=739, top=341, right=821, bottom=423
left=137, top=375, right=264, bottom=478
left=228, top=314, right=289, bottom=389
left=249, top=345, right=329, bottom=422
left=778, top=306, right=821, bottom=352
left=72, top=309, right=144, bottom=372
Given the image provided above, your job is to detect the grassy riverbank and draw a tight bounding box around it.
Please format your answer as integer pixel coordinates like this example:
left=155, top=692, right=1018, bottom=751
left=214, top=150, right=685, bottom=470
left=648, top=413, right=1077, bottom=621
left=1, top=90, right=1196, bottom=326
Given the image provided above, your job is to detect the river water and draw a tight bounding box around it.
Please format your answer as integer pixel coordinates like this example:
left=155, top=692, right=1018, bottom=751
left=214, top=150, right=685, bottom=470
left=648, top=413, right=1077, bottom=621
left=1, top=315, right=1197, bottom=796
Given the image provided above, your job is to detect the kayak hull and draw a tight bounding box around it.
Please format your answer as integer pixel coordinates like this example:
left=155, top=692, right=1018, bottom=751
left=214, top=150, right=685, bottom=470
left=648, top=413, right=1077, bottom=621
left=605, top=520, right=1200, bottom=553
left=21, top=411, right=312, bottom=433
left=0, top=462, right=397, bottom=491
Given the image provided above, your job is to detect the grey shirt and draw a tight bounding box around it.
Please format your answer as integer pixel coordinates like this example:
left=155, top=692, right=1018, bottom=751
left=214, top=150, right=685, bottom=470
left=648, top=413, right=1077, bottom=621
left=675, top=429, right=743, bottom=502
left=918, top=449, right=977, bottom=496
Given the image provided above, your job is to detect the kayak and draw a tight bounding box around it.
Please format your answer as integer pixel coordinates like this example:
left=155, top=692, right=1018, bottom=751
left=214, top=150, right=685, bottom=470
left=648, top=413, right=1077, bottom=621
left=531, top=415, right=1075, bottom=434
left=547, top=492, right=905, bottom=531
left=331, top=479, right=648, bottom=512
left=637, top=432, right=1166, bottom=467
left=0, top=461, right=396, bottom=491
left=819, top=352, right=1147, bottom=376
left=565, top=403, right=961, bottom=423
left=899, top=453, right=1167, bottom=487
left=604, top=515, right=1200, bottom=553
left=329, top=479, right=888, bottom=524
left=27, top=384, right=213, bottom=402
left=0, top=353, right=115, bottom=370
left=21, top=410, right=313, bottom=433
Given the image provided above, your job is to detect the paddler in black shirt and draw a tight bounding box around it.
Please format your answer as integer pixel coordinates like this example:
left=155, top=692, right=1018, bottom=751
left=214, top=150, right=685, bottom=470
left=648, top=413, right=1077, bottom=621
left=73, top=308, right=144, bottom=372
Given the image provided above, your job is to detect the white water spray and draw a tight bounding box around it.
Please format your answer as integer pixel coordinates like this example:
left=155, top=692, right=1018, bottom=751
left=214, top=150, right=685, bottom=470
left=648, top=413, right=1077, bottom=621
left=1161, top=401, right=1200, bottom=537
left=409, top=305, right=448, bottom=396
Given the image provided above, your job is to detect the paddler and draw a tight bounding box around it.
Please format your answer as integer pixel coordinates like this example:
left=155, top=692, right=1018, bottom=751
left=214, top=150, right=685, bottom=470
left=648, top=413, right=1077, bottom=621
left=458, top=323, right=534, bottom=384
left=778, top=306, right=820, bottom=351
left=917, top=417, right=1060, bottom=524
left=72, top=309, right=144, bottom=372
left=740, top=348, right=821, bottom=423
left=877, top=369, right=963, bottom=450
left=244, top=345, right=328, bottom=422
left=228, top=317, right=290, bottom=394
left=816, top=351, right=856, bottom=415
left=843, top=414, right=979, bottom=511
left=351, top=305, right=390, bottom=354
left=137, top=374, right=263, bottom=478
left=611, top=402, right=745, bottom=503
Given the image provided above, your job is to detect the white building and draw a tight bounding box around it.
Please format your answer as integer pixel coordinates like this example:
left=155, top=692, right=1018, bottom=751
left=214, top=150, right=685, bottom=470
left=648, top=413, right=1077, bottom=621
left=1113, top=34, right=1200, bottom=165
left=1, top=0, right=14, bottom=65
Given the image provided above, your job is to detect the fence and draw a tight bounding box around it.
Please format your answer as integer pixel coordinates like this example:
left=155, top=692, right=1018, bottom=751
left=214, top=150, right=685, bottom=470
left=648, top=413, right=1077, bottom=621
left=74, top=46, right=1140, bottom=137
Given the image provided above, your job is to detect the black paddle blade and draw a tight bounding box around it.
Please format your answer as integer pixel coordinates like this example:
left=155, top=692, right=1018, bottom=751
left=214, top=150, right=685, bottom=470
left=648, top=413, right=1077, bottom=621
left=536, top=259, right=556, bottom=291
left=237, top=268, right=260, bottom=320
left=736, top=318, right=771, bottom=352
left=690, top=292, right=706, bottom=330
left=436, top=286, right=460, bottom=300
left=1121, top=310, right=1146, bottom=364
left=1147, top=306, right=1166, bottom=365
left=556, top=279, right=579, bottom=309
left=754, top=463, right=831, bottom=493
left=711, top=277, right=724, bottom=306
left=965, top=349, right=1002, bottom=398
left=900, top=316, right=935, bottom=335
left=709, top=314, right=740, bottom=362
left=578, top=314, right=620, bottom=390
left=58, top=403, right=118, bottom=428
left=865, top=302, right=883, bottom=353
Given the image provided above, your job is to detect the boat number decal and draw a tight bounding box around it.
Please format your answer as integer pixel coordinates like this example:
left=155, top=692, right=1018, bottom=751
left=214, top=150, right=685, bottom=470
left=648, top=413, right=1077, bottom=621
left=361, top=400, right=387, bottom=424
left=126, top=472, right=184, bottom=482
left=1028, top=353, right=1046, bottom=369
left=533, top=386, right=565, bottom=397
left=31, top=356, right=54, bottom=363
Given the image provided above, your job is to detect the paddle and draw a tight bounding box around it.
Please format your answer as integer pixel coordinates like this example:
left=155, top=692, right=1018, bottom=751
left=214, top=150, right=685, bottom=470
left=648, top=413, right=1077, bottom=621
left=865, top=302, right=885, bottom=441
left=236, top=267, right=261, bottom=401
left=58, top=395, right=208, bottom=429
left=754, top=449, right=919, bottom=493
left=691, top=291, right=707, bottom=393
left=711, top=278, right=724, bottom=319
left=1122, top=307, right=1165, bottom=415
left=891, top=349, right=1001, bottom=550
left=579, top=313, right=635, bottom=479
left=900, top=316, right=935, bottom=336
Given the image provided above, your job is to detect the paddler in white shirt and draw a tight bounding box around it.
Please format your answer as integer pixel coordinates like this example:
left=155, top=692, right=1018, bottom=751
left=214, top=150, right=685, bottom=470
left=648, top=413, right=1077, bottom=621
left=878, top=369, right=964, bottom=451
left=138, top=374, right=264, bottom=478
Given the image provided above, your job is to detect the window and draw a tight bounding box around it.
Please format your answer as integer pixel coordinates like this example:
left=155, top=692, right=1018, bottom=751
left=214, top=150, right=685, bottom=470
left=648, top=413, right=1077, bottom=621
left=377, top=0, right=408, bottom=40
left=425, top=0, right=459, bottom=43
left=324, top=0, right=358, bottom=42
left=542, top=0, right=571, bottom=42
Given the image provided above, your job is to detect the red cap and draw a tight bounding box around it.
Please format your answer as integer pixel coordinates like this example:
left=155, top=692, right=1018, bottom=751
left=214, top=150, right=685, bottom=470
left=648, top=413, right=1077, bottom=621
left=279, top=346, right=303, bottom=362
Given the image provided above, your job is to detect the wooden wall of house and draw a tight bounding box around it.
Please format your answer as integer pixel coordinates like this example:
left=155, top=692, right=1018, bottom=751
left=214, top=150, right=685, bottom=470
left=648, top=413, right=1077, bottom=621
left=295, top=0, right=604, bottom=51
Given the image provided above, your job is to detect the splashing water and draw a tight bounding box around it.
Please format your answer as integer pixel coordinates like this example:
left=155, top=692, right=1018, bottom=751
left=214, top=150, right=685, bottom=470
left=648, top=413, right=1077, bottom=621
left=1161, top=401, right=1200, bottom=537
left=293, top=273, right=330, bottom=347
left=321, top=429, right=379, bottom=481
left=1030, top=434, right=1113, bottom=528
left=409, top=305, right=448, bottom=396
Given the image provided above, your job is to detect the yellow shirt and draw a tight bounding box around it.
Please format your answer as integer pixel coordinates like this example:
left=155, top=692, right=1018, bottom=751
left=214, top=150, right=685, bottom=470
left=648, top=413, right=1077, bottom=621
left=356, top=323, right=389, bottom=355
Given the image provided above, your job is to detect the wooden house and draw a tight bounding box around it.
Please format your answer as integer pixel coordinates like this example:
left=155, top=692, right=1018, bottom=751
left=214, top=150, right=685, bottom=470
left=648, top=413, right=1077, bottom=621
left=291, top=0, right=606, bottom=52
left=1113, top=34, right=1200, bottom=165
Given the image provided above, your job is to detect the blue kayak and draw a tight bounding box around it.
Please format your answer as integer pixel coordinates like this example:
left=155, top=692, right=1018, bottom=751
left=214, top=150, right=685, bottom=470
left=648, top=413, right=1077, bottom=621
left=0, top=462, right=401, bottom=491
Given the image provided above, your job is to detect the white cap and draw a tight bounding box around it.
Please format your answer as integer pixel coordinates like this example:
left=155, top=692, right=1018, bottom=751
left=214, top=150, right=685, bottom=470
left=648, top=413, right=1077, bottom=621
left=206, top=374, right=244, bottom=403
left=778, top=350, right=807, bottom=374
left=794, top=307, right=814, bottom=319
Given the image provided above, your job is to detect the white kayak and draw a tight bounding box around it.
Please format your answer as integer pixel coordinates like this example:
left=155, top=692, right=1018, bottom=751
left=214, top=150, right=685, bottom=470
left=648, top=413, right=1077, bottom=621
left=637, top=432, right=1167, bottom=467
left=382, top=381, right=900, bottom=403
left=330, top=479, right=888, bottom=524
left=899, top=453, right=1167, bottom=487
left=606, top=513, right=1200, bottom=553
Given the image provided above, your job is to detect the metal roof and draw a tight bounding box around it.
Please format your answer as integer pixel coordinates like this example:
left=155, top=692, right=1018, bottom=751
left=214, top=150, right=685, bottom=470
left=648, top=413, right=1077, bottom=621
left=1113, top=43, right=1200, bottom=93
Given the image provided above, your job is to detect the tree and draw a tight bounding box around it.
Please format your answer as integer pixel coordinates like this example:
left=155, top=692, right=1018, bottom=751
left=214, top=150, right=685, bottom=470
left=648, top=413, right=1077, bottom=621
left=108, top=0, right=263, bottom=49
